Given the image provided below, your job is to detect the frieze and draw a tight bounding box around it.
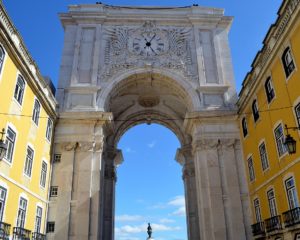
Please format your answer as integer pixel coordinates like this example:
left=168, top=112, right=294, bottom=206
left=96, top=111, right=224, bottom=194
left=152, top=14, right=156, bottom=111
left=99, top=21, right=198, bottom=82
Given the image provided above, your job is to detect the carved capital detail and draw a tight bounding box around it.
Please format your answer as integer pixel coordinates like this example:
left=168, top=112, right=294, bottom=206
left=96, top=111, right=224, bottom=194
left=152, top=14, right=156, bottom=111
left=218, top=138, right=236, bottom=148
left=61, top=142, right=78, bottom=151
left=78, top=142, right=94, bottom=152
left=193, top=139, right=219, bottom=151
left=182, top=165, right=195, bottom=180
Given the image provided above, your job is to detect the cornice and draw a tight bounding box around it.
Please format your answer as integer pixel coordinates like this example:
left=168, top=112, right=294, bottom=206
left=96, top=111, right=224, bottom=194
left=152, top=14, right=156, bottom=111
left=0, top=3, right=57, bottom=118
left=60, top=4, right=231, bottom=29
left=237, top=0, right=300, bottom=111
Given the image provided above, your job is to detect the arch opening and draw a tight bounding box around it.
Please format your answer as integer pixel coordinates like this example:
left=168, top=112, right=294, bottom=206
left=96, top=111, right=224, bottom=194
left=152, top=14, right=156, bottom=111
left=115, top=123, right=188, bottom=240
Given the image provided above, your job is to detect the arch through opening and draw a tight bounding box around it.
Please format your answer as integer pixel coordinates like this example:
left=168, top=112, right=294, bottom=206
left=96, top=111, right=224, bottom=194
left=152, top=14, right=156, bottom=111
left=115, top=123, right=187, bottom=240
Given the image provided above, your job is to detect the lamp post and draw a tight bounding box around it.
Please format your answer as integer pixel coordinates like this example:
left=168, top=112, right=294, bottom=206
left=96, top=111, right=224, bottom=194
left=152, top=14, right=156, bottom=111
left=284, top=125, right=298, bottom=154
left=0, top=128, right=7, bottom=160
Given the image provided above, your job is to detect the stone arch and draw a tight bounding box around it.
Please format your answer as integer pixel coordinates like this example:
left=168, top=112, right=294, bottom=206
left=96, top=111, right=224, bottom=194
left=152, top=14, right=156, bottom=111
left=98, top=68, right=201, bottom=112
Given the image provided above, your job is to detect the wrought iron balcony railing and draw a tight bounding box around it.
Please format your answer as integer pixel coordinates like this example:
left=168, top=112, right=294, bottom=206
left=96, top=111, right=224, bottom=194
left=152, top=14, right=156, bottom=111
left=0, top=222, right=11, bottom=239
left=265, top=215, right=282, bottom=232
left=12, top=227, right=31, bottom=240
left=283, top=207, right=300, bottom=227
left=32, top=232, right=46, bottom=240
left=251, top=221, right=265, bottom=236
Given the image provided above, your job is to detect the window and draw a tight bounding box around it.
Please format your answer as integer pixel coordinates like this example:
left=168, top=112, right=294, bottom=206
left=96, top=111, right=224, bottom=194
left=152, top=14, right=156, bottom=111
left=40, top=161, right=47, bottom=188
left=282, top=47, right=295, bottom=78
left=265, top=77, right=275, bottom=103
left=267, top=189, right=277, bottom=217
left=32, top=99, right=41, bottom=126
left=14, top=75, right=25, bottom=105
left=295, top=233, right=300, bottom=240
left=252, top=100, right=260, bottom=122
left=247, top=157, right=255, bottom=182
left=295, top=103, right=300, bottom=128
left=53, top=154, right=61, bottom=163
left=242, top=118, right=248, bottom=137
left=46, top=118, right=53, bottom=141
left=24, top=146, right=34, bottom=177
left=50, top=186, right=58, bottom=197
left=0, top=45, right=5, bottom=74
left=16, top=197, right=27, bottom=228
left=0, top=187, right=7, bottom=221
left=35, top=206, right=42, bottom=233
left=5, top=127, right=16, bottom=163
left=46, top=222, right=55, bottom=233
left=259, top=142, right=269, bottom=171
left=285, top=177, right=299, bottom=209
left=254, top=198, right=262, bottom=222
left=274, top=124, right=287, bottom=157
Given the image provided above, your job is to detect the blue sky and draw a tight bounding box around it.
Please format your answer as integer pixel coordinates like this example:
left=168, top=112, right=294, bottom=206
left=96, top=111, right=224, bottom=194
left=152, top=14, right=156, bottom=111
left=3, top=1, right=282, bottom=239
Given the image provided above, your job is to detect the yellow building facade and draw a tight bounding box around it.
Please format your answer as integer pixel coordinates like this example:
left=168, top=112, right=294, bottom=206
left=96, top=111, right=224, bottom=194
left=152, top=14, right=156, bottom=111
left=238, top=1, right=300, bottom=240
left=0, top=3, right=57, bottom=240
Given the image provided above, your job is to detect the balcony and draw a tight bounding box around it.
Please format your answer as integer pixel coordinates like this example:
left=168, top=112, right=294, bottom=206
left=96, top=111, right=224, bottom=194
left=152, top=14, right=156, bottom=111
left=283, top=207, right=300, bottom=227
left=265, top=215, right=282, bottom=232
left=32, top=232, right=46, bottom=240
left=251, top=222, right=266, bottom=236
left=0, top=222, right=11, bottom=239
left=12, top=227, right=31, bottom=240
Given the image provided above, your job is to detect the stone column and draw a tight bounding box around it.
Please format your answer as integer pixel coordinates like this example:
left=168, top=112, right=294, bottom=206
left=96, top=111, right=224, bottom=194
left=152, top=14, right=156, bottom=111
left=176, top=145, right=200, bottom=240
left=101, top=147, right=123, bottom=240
left=193, top=139, right=227, bottom=240
left=217, top=139, right=247, bottom=240
left=53, top=142, right=78, bottom=240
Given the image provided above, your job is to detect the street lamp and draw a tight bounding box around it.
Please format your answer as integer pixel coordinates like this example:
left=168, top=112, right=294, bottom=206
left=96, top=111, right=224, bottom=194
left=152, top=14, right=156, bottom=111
left=0, top=128, right=7, bottom=160
left=284, top=125, right=298, bottom=155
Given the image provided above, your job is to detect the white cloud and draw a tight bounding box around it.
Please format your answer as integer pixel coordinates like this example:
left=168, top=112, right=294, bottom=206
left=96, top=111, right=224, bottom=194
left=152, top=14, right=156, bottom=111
left=159, top=218, right=175, bottom=223
left=171, top=206, right=186, bottom=217
left=147, top=140, right=156, bottom=148
left=116, top=214, right=144, bottom=222
left=168, top=196, right=185, bottom=207
left=168, top=196, right=186, bottom=217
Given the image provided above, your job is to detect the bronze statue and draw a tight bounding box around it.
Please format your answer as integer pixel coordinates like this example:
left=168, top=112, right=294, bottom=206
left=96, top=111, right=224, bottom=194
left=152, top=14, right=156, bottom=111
left=147, top=223, right=152, bottom=238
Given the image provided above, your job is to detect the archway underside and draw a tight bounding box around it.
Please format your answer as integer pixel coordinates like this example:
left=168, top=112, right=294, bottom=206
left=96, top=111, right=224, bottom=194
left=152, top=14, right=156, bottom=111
left=105, top=72, right=194, bottom=147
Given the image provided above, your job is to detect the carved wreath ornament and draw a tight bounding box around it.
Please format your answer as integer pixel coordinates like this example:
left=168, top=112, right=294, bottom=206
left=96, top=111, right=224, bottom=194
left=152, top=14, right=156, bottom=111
left=100, top=21, right=198, bottom=81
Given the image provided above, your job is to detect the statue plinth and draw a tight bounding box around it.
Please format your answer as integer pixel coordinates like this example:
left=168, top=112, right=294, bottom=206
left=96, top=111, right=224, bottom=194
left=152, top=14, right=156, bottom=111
left=147, top=238, right=154, bottom=240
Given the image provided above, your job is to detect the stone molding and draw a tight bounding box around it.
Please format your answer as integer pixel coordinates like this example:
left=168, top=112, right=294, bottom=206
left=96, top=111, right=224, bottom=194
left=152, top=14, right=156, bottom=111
left=61, top=142, right=78, bottom=151
left=60, top=141, right=104, bottom=152
left=182, top=164, right=195, bottom=180
left=193, top=138, right=219, bottom=151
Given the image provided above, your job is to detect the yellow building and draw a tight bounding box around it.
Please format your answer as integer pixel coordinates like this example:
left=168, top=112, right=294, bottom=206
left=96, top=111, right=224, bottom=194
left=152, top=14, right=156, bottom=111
left=0, top=3, right=57, bottom=239
left=238, top=1, right=300, bottom=239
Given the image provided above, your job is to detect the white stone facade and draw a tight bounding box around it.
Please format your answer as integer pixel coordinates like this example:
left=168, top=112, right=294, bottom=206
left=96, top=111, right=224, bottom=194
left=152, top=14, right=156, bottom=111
left=48, top=4, right=252, bottom=240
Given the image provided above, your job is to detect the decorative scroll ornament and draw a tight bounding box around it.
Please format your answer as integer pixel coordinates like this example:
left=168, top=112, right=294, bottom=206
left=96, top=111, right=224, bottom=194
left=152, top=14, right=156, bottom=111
left=100, top=21, right=198, bottom=82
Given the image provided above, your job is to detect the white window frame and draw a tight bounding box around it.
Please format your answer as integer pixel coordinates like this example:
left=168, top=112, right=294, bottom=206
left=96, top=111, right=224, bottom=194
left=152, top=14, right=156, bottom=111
left=242, top=117, right=248, bottom=137
left=0, top=45, right=6, bottom=80
left=46, top=118, right=53, bottom=141
left=4, top=126, right=16, bottom=164
left=0, top=186, right=7, bottom=222
left=274, top=123, right=287, bottom=157
left=267, top=188, right=277, bottom=217
left=285, top=177, right=299, bottom=210
left=247, top=156, right=255, bottom=182
left=265, top=77, right=275, bottom=103
left=32, top=99, right=41, bottom=126
left=295, top=102, right=300, bottom=129
left=34, top=206, right=43, bottom=233
left=254, top=198, right=262, bottom=223
left=24, top=146, right=34, bottom=177
left=252, top=99, right=260, bottom=122
left=16, top=197, right=27, bottom=228
left=13, top=75, right=26, bottom=106
left=282, top=46, right=296, bottom=78
left=40, top=161, right=47, bottom=188
left=259, top=141, right=269, bottom=171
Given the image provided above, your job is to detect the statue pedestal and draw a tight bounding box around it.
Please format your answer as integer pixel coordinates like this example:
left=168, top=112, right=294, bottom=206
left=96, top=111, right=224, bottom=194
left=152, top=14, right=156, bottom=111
left=147, top=238, right=154, bottom=240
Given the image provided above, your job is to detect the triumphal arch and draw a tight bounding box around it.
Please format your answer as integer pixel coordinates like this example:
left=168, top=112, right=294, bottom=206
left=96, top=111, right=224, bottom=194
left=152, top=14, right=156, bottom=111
left=48, top=3, right=252, bottom=240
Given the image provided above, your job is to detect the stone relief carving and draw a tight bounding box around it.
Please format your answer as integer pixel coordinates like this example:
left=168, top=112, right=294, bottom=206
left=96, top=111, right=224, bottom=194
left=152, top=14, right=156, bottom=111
left=99, top=21, right=198, bottom=82
left=61, top=142, right=78, bottom=151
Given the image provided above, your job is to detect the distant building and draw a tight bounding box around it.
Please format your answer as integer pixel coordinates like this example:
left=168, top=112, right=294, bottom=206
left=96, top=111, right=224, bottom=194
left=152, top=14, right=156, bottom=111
left=0, top=2, right=57, bottom=239
left=238, top=0, right=300, bottom=239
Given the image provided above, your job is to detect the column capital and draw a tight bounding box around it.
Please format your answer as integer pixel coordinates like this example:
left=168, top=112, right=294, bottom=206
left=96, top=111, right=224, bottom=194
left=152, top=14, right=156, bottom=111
left=175, top=144, right=193, bottom=165
left=61, top=142, right=78, bottom=151
left=182, top=163, right=195, bottom=180
left=218, top=138, right=236, bottom=148
left=192, top=138, right=219, bottom=151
